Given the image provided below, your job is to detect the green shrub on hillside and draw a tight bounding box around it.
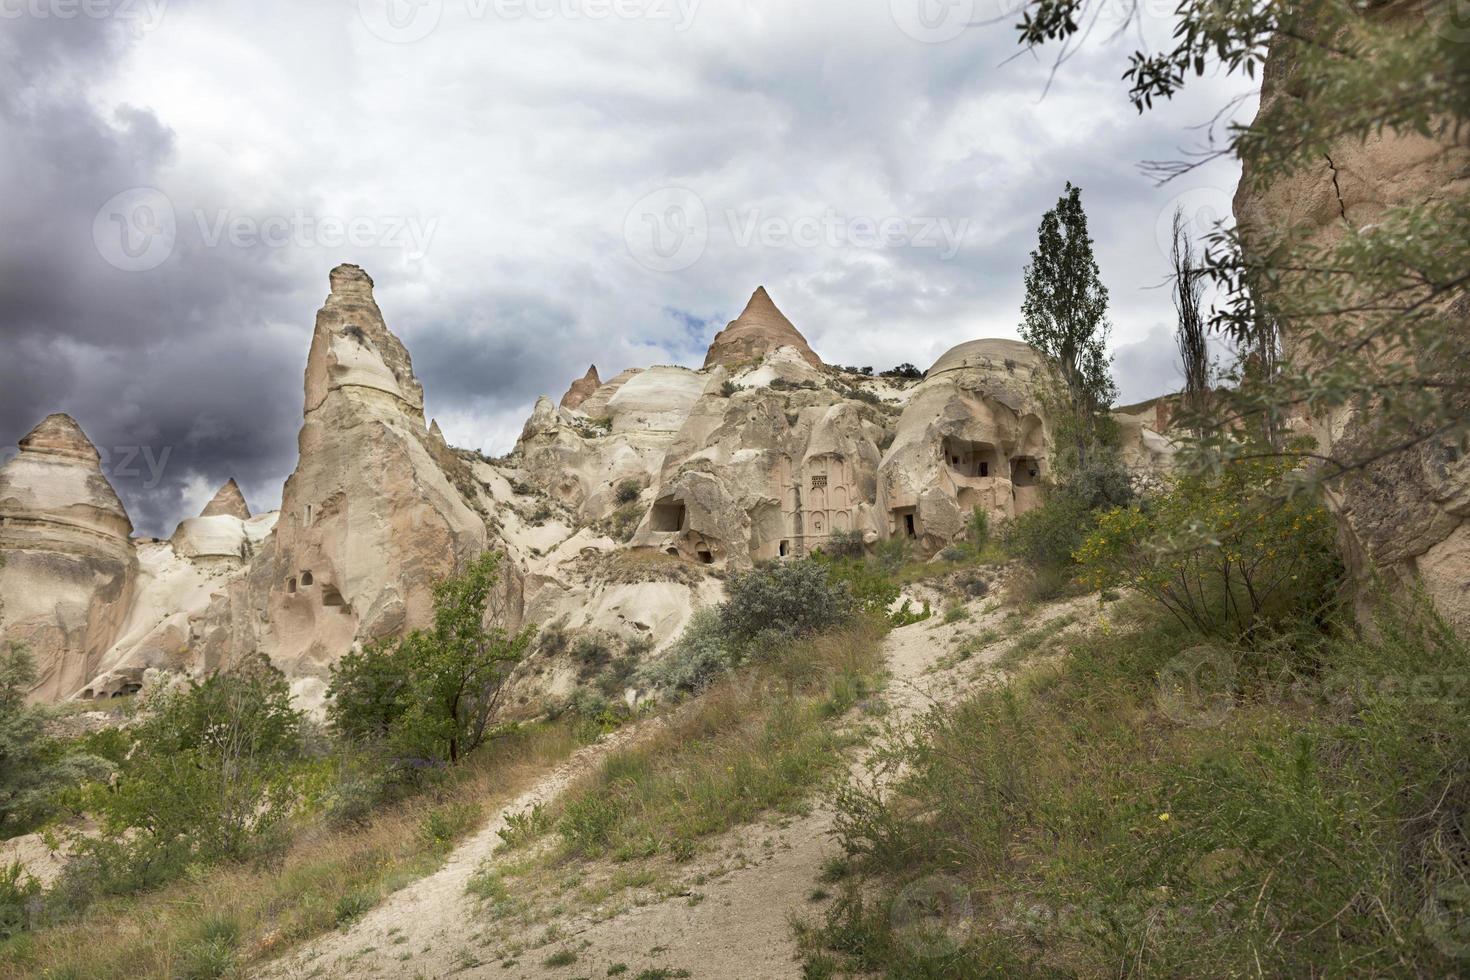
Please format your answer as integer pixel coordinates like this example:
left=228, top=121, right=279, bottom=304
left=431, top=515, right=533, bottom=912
left=0, top=645, right=110, bottom=838
left=721, top=561, right=856, bottom=647
left=328, top=552, right=533, bottom=765
left=1075, top=457, right=1341, bottom=638
left=636, top=608, right=732, bottom=695
left=58, top=655, right=305, bottom=906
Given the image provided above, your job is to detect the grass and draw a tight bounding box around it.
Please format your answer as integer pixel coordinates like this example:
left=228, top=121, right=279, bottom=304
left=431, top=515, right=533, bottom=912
left=548, top=619, right=886, bottom=865
left=0, top=722, right=587, bottom=979
left=799, top=592, right=1470, bottom=976
left=469, top=617, right=886, bottom=936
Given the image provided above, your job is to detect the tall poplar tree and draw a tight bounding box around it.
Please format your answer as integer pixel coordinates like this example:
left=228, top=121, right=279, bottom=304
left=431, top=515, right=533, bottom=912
left=1019, top=182, right=1117, bottom=469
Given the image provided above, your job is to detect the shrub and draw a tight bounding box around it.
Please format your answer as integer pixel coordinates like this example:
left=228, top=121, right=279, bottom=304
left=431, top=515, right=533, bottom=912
left=967, top=507, right=990, bottom=549
left=880, top=363, right=923, bottom=379
left=636, top=608, right=733, bottom=695
left=821, top=529, right=866, bottom=560
left=720, top=380, right=740, bottom=397
left=0, top=645, right=111, bottom=838
left=0, top=861, right=39, bottom=940
left=57, top=655, right=305, bottom=910
left=720, top=561, right=856, bottom=647
left=1075, top=457, right=1341, bottom=638
left=1001, top=492, right=1092, bottom=569
left=614, top=479, right=642, bottom=504
left=328, top=552, right=533, bottom=764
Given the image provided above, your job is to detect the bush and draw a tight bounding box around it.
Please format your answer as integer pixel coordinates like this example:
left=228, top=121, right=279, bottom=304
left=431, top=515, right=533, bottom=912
left=1001, top=492, right=1093, bottom=569
left=614, top=479, right=642, bottom=504
left=880, top=363, right=923, bottom=379
left=720, top=561, right=856, bottom=647
left=1075, top=457, right=1341, bottom=638
left=0, top=861, right=39, bottom=940
left=57, top=655, right=305, bottom=910
left=821, top=530, right=866, bottom=560
left=0, top=645, right=111, bottom=838
left=328, top=552, right=533, bottom=764
left=636, top=608, right=733, bottom=695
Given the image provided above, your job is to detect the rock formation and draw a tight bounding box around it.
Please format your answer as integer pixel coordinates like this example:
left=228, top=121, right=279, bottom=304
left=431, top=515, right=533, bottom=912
left=0, top=415, right=137, bottom=701
left=198, top=265, right=495, bottom=691
left=200, top=478, right=250, bottom=519
left=1234, top=16, right=1470, bottom=630
left=559, top=365, right=601, bottom=411
left=703, top=287, right=822, bottom=371
left=877, top=340, right=1053, bottom=553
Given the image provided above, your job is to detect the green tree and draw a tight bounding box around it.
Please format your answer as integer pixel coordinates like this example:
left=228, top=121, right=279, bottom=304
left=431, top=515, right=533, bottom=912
left=89, top=654, right=304, bottom=867
left=1019, top=182, right=1117, bottom=470
left=1170, top=206, right=1211, bottom=438
left=0, top=645, right=109, bottom=838
left=328, top=552, right=532, bottom=764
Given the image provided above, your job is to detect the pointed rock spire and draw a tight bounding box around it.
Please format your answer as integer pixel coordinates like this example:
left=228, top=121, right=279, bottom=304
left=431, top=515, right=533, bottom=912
left=559, top=364, right=602, bottom=410
left=703, top=287, right=821, bottom=370
left=18, top=413, right=102, bottom=463
left=200, top=478, right=251, bottom=520
left=303, top=263, right=426, bottom=416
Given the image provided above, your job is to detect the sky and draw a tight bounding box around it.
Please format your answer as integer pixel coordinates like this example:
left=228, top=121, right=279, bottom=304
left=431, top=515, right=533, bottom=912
left=0, top=0, right=1254, bottom=536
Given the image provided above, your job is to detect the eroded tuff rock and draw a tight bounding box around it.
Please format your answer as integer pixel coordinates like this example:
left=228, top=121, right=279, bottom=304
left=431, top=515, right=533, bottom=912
left=877, top=340, right=1053, bottom=553
left=559, top=365, right=601, bottom=411
left=1234, top=14, right=1470, bottom=630
left=200, top=478, right=251, bottom=519
left=196, top=265, right=499, bottom=697
left=0, top=415, right=137, bottom=701
left=703, top=287, right=822, bottom=371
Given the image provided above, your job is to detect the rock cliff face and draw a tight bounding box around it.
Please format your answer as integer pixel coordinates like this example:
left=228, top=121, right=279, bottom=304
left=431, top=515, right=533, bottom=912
left=0, top=415, right=137, bottom=701
left=1234, top=14, right=1470, bottom=629
left=877, top=340, right=1053, bottom=552
left=203, top=265, right=493, bottom=692
left=703, top=287, right=822, bottom=371
left=558, top=365, right=601, bottom=411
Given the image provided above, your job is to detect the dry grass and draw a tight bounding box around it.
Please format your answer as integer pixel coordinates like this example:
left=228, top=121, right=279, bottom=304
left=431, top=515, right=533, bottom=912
left=0, top=723, right=586, bottom=980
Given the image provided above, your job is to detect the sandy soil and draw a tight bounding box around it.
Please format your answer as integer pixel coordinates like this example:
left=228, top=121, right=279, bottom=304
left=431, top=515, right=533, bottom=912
left=258, top=595, right=1094, bottom=980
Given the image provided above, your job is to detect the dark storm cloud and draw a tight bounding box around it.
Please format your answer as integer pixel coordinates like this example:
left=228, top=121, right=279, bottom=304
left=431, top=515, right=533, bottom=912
left=0, top=7, right=313, bottom=536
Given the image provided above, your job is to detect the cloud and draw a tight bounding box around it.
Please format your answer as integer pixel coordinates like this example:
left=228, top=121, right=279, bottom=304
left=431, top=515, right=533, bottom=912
left=1, top=0, right=1255, bottom=535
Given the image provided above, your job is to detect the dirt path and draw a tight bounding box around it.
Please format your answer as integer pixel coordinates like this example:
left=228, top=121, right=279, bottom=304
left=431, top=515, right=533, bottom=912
left=260, top=595, right=1092, bottom=980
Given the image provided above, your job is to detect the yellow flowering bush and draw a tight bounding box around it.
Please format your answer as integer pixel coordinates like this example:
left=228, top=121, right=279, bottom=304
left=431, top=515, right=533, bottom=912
left=1075, top=457, right=1340, bottom=638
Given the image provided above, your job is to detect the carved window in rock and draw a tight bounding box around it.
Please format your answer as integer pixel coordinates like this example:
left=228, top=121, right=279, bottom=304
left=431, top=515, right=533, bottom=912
left=812, top=474, right=828, bottom=489
left=305, top=504, right=313, bottom=524
left=288, top=577, right=297, bottom=593
left=779, top=540, right=789, bottom=557
left=651, top=498, right=686, bottom=532
left=301, top=570, right=314, bottom=587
